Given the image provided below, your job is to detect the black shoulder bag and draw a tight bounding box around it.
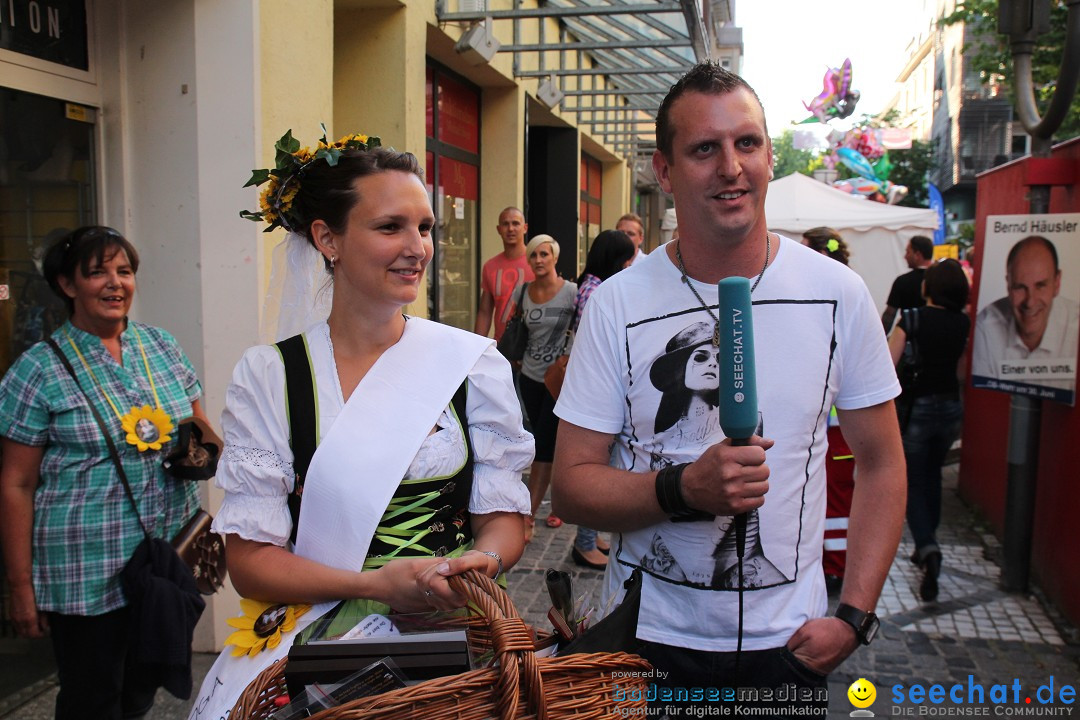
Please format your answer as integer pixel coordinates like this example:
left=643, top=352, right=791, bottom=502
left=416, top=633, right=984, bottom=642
left=496, top=282, right=529, bottom=362
left=895, top=307, right=922, bottom=433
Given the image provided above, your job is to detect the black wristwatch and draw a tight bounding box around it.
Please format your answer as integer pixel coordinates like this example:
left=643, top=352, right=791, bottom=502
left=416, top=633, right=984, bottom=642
left=834, top=603, right=880, bottom=645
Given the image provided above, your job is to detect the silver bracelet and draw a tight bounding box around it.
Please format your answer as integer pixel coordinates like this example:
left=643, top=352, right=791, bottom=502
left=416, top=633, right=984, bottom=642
left=478, top=550, right=503, bottom=580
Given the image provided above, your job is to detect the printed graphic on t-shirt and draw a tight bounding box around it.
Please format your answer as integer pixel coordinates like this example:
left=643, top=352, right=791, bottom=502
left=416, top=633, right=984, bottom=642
left=525, top=304, right=573, bottom=365
left=614, top=300, right=839, bottom=593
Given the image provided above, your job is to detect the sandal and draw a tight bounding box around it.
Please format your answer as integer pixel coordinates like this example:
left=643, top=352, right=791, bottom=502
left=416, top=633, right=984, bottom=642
left=571, top=545, right=607, bottom=570
left=596, top=535, right=610, bottom=555
left=545, top=514, right=563, bottom=528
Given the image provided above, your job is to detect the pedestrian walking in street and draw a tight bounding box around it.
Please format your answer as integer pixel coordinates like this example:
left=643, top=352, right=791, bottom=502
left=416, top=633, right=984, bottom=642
left=474, top=207, right=534, bottom=341
left=889, top=258, right=970, bottom=602
left=568, top=228, right=635, bottom=569
left=518, top=234, right=576, bottom=539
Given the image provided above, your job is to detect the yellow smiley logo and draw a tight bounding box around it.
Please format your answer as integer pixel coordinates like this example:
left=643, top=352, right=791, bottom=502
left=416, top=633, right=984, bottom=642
left=848, top=678, right=876, bottom=708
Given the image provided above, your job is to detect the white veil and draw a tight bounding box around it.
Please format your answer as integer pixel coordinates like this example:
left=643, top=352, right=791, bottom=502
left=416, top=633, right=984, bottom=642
left=260, top=232, right=334, bottom=343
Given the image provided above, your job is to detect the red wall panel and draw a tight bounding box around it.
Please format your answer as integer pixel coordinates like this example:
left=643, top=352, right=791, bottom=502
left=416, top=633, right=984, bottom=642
left=963, top=136, right=1080, bottom=624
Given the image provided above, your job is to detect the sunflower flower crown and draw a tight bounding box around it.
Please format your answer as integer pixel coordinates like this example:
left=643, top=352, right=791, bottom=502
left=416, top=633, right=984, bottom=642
left=240, top=125, right=380, bottom=233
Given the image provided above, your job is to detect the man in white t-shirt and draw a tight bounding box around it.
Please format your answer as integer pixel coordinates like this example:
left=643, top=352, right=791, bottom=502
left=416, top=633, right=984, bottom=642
left=972, top=235, right=1078, bottom=395
left=617, top=212, right=647, bottom=266
left=552, top=62, right=905, bottom=710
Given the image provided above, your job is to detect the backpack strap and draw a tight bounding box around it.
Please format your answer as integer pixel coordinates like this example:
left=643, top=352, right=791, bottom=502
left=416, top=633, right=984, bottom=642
left=275, top=334, right=317, bottom=546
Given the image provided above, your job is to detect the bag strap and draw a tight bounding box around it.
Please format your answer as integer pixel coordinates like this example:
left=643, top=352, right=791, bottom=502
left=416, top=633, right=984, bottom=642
left=553, top=296, right=575, bottom=355
left=276, top=334, right=317, bottom=546
left=512, top=282, right=529, bottom=318
left=903, top=307, right=921, bottom=359
left=46, top=338, right=151, bottom=541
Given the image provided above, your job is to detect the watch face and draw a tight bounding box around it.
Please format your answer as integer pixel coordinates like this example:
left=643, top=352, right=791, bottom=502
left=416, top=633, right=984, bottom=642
left=862, top=616, right=880, bottom=644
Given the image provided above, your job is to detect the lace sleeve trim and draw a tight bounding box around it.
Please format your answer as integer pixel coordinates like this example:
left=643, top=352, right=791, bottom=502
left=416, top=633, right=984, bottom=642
left=221, top=444, right=293, bottom=475
left=470, top=422, right=532, bottom=446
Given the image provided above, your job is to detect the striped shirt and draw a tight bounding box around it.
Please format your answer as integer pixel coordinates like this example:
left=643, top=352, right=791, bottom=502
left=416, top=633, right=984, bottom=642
left=0, top=321, right=202, bottom=615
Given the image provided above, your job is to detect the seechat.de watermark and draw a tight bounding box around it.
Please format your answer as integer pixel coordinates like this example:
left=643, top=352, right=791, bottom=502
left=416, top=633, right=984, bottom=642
left=890, top=676, right=1075, bottom=716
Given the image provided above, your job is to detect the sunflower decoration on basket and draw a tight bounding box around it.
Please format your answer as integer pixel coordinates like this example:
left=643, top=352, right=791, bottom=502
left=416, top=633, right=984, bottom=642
left=226, top=599, right=312, bottom=657
left=239, top=125, right=380, bottom=233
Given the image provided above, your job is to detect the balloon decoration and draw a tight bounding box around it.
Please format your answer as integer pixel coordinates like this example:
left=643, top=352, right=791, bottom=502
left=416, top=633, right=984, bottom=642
left=823, top=129, right=908, bottom=204
left=836, top=147, right=877, bottom=180
left=802, top=58, right=861, bottom=123
left=796, top=60, right=912, bottom=204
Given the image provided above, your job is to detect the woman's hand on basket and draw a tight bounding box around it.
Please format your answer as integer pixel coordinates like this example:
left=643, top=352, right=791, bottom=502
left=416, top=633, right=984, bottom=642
left=374, top=557, right=463, bottom=613
left=411, top=551, right=498, bottom=612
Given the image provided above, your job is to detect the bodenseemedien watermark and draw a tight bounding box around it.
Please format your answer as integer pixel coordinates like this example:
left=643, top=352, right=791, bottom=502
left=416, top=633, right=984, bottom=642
left=610, top=682, right=829, bottom=717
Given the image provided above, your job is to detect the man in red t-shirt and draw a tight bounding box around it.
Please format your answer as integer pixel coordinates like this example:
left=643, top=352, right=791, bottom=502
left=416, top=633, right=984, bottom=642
left=475, top=207, right=535, bottom=340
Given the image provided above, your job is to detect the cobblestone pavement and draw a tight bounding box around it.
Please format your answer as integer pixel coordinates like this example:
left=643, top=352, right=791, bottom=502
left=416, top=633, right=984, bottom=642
left=507, top=464, right=1080, bottom=719
left=4, top=464, right=1077, bottom=719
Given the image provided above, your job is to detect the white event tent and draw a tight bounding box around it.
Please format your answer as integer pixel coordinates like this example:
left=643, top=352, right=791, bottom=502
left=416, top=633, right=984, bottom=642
left=660, top=173, right=940, bottom=313
left=764, top=173, right=940, bottom=312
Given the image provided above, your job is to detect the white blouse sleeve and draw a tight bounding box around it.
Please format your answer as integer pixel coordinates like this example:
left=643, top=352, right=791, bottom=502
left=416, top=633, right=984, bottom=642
left=466, top=344, right=535, bottom=516
left=211, top=345, right=296, bottom=546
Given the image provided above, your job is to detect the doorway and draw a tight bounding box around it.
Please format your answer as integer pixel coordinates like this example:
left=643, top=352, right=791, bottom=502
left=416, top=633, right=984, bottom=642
left=0, top=85, right=98, bottom=709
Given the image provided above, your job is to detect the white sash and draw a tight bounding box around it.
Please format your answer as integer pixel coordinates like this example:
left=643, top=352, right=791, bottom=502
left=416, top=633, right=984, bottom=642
left=294, top=317, right=491, bottom=570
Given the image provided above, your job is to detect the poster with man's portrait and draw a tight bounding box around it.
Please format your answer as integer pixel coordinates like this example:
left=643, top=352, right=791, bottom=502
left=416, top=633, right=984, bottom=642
left=971, top=213, right=1080, bottom=406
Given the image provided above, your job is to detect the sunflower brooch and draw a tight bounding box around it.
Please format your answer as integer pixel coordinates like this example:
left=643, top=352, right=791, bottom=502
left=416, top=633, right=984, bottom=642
left=225, top=599, right=312, bottom=657
left=121, top=405, right=174, bottom=452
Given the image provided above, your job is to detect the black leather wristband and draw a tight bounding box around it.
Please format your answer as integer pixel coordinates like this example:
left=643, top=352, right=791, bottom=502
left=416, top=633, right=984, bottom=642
left=655, top=462, right=692, bottom=515
left=834, top=603, right=880, bottom=645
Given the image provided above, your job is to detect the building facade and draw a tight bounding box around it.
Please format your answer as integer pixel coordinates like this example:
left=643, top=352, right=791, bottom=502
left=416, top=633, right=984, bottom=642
left=0, top=0, right=705, bottom=700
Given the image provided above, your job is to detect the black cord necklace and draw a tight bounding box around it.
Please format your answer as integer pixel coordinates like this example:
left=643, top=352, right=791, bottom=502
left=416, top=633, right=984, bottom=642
left=674, top=233, right=771, bottom=347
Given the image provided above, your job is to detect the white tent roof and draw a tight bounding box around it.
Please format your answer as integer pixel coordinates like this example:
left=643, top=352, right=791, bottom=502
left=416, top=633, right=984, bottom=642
left=766, top=173, right=939, bottom=313
left=656, top=173, right=939, bottom=312
left=764, top=172, right=938, bottom=233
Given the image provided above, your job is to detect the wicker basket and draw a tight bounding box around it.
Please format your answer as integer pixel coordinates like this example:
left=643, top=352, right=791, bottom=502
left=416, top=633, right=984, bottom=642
left=230, top=570, right=652, bottom=720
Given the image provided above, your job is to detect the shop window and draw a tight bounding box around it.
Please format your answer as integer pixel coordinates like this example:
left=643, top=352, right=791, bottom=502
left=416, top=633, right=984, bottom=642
left=0, top=88, right=95, bottom=377
left=579, top=154, right=602, bottom=272
left=426, top=63, right=480, bottom=331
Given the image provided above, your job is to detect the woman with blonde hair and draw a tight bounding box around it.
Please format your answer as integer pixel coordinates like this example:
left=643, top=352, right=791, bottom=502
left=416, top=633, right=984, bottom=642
left=518, top=234, right=576, bottom=537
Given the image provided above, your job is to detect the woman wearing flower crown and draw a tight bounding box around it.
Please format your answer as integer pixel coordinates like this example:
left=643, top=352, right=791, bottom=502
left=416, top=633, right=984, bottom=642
left=0, top=226, right=210, bottom=719
left=190, top=131, right=533, bottom=716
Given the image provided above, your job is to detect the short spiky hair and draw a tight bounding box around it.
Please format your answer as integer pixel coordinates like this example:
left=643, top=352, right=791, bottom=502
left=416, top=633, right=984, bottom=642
left=655, top=61, right=767, bottom=160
